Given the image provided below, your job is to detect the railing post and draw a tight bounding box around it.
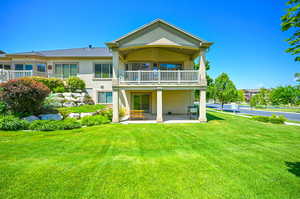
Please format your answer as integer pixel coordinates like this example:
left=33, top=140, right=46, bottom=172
left=138, top=70, right=141, bottom=84
left=178, top=70, right=180, bottom=83
left=158, top=70, right=161, bottom=84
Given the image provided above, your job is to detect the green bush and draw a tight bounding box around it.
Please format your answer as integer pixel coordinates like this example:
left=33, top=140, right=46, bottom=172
left=269, top=115, right=286, bottom=124
left=252, top=115, right=286, bottom=124
left=29, top=118, right=81, bottom=131
left=0, top=115, right=29, bottom=130
left=99, top=108, right=113, bottom=120
left=57, top=104, right=105, bottom=118
left=66, top=77, right=85, bottom=92
left=83, top=95, right=95, bottom=105
left=53, top=86, right=65, bottom=93
left=31, top=76, right=65, bottom=93
left=0, top=78, right=50, bottom=116
left=0, top=101, right=8, bottom=115
left=81, top=115, right=110, bottom=126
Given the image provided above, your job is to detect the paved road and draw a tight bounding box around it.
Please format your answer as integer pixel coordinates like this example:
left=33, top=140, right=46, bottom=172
left=207, top=104, right=300, bottom=122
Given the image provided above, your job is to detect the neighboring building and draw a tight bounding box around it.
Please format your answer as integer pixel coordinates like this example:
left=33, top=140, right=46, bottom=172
left=243, top=89, right=260, bottom=102
left=0, top=19, right=212, bottom=123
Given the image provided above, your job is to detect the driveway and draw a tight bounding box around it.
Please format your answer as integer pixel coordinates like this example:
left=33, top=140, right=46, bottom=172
left=207, top=104, right=300, bottom=122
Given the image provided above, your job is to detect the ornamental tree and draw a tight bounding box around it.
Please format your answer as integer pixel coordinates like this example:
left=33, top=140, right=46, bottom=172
left=0, top=78, right=50, bottom=116
left=214, top=73, right=238, bottom=110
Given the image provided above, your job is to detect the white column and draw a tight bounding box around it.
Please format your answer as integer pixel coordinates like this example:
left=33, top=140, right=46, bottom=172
left=156, top=88, right=163, bottom=122
left=199, top=89, right=207, bottom=122
left=199, top=51, right=207, bottom=84
left=112, top=88, right=119, bottom=123
left=112, top=49, right=119, bottom=79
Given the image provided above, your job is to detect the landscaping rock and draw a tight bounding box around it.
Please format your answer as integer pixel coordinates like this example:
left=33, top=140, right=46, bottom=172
left=39, top=114, right=62, bottom=120
left=63, top=93, right=73, bottom=97
left=68, top=113, right=80, bottom=119
left=53, top=97, right=65, bottom=102
left=22, top=115, right=40, bottom=122
left=72, top=93, right=82, bottom=98
left=80, top=112, right=95, bottom=118
left=63, top=102, right=76, bottom=107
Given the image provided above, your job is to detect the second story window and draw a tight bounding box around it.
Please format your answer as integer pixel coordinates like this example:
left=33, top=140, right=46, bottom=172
left=15, top=64, right=33, bottom=70
left=94, top=63, right=112, bottom=78
left=0, top=63, right=11, bottom=70
left=54, top=63, right=78, bottom=78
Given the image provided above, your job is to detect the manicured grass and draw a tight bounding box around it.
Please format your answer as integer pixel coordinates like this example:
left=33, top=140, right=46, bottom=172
left=58, top=104, right=105, bottom=113
left=0, top=111, right=300, bottom=199
left=253, top=108, right=300, bottom=113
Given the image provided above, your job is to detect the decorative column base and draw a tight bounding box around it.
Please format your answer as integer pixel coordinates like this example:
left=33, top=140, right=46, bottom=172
left=156, top=88, right=163, bottom=123
left=112, top=88, right=119, bottom=123
left=198, top=89, right=207, bottom=122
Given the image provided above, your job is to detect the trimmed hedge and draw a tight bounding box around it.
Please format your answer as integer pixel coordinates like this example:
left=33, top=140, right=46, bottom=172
left=81, top=115, right=110, bottom=126
left=29, top=118, right=81, bottom=131
left=0, top=115, right=29, bottom=130
left=252, top=115, right=286, bottom=124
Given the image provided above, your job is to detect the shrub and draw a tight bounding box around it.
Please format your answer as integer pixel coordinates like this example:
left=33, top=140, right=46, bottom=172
left=252, top=116, right=270, bottom=123
left=83, top=95, right=95, bottom=105
left=29, top=118, right=81, bottom=131
left=0, top=101, right=8, bottom=115
left=29, top=120, right=61, bottom=131
left=99, top=108, right=112, bottom=120
left=81, top=115, right=110, bottom=126
left=31, top=76, right=65, bottom=93
left=53, top=86, right=65, bottom=93
left=58, top=104, right=105, bottom=115
left=269, top=115, right=286, bottom=124
left=0, top=115, right=29, bottom=130
left=252, top=115, right=286, bottom=124
left=0, top=78, right=50, bottom=116
left=62, top=118, right=82, bottom=129
left=66, top=77, right=85, bottom=92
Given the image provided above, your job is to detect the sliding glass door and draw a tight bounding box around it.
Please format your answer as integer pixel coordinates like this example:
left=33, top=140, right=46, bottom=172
left=132, top=94, right=150, bottom=112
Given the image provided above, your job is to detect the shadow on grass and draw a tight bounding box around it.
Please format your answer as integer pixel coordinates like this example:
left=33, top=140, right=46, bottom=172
left=285, top=162, right=300, bottom=177
left=207, top=113, right=224, bottom=122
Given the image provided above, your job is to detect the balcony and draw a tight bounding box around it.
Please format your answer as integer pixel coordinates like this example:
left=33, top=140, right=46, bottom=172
left=119, top=70, right=201, bottom=85
left=0, top=69, right=49, bottom=82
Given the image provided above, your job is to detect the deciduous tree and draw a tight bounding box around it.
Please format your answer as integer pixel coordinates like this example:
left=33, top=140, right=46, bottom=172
left=281, top=0, right=300, bottom=61
left=214, top=73, right=238, bottom=110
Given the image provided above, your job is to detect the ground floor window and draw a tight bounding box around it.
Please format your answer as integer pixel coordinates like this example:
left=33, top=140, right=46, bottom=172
left=54, top=63, right=78, bottom=78
left=94, top=63, right=112, bottom=78
left=98, top=92, right=112, bottom=104
left=0, top=63, right=11, bottom=70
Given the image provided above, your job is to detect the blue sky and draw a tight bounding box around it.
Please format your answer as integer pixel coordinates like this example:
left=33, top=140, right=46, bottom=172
left=0, top=0, right=298, bottom=89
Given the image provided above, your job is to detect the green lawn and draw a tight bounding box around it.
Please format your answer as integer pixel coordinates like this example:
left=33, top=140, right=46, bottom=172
left=253, top=108, right=300, bottom=113
left=0, top=111, right=300, bottom=199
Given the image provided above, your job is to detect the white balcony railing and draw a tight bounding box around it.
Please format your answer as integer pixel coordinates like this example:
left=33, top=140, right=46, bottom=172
left=119, top=70, right=200, bottom=83
left=0, top=69, right=49, bottom=82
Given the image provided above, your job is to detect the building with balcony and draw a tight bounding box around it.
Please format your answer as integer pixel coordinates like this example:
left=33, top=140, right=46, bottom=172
left=0, top=19, right=213, bottom=123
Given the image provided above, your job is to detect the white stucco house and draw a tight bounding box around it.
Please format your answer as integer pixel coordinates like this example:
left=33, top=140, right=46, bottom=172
left=0, top=19, right=213, bottom=123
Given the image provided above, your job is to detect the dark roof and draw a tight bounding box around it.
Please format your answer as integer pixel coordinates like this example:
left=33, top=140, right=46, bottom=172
left=7, top=47, right=112, bottom=57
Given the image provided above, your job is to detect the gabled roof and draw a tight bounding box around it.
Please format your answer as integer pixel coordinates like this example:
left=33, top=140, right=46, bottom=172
left=108, top=19, right=212, bottom=47
left=6, top=47, right=112, bottom=57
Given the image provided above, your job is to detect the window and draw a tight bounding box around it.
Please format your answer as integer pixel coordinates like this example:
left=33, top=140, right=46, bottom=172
left=37, top=64, right=46, bottom=72
left=0, top=64, right=11, bottom=70
left=14, top=64, right=33, bottom=70
left=94, top=63, right=112, bottom=78
left=54, top=63, right=78, bottom=78
left=159, top=63, right=182, bottom=70
left=98, top=92, right=112, bottom=104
